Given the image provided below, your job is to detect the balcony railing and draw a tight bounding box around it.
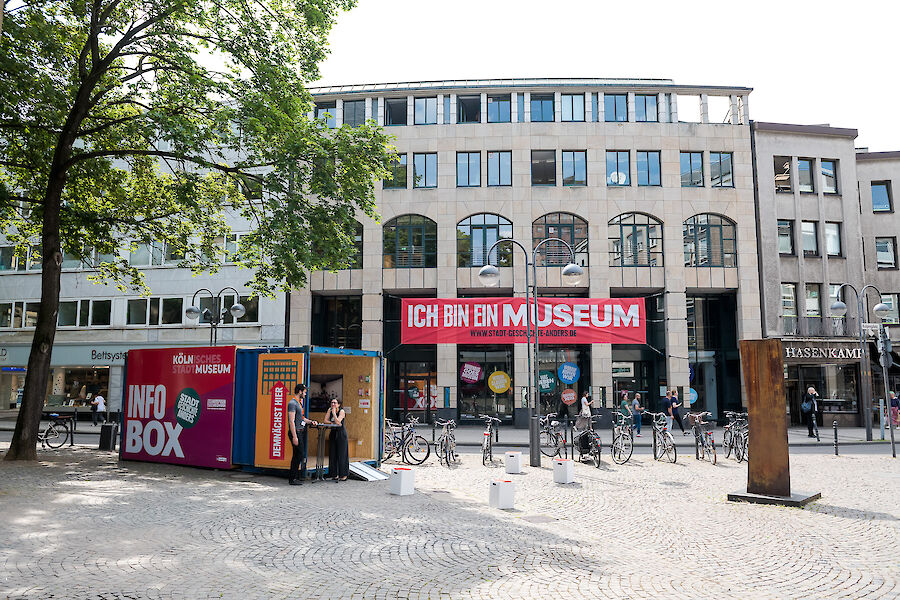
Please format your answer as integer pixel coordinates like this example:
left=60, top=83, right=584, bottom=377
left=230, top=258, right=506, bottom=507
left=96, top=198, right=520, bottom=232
left=782, top=316, right=858, bottom=338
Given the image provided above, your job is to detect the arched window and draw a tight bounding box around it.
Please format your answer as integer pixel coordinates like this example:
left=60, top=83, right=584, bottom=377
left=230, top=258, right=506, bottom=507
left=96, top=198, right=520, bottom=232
left=608, top=213, right=663, bottom=267
left=532, top=213, right=588, bottom=267
left=457, top=214, right=513, bottom=267
left=683, top=214, right=737, bottom=267
left=383, top=215, right=437, bottom=268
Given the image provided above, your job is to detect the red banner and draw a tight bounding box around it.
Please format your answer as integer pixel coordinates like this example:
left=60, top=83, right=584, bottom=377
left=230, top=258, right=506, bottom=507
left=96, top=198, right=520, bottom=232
left=401, top=298, right=646, bottom=345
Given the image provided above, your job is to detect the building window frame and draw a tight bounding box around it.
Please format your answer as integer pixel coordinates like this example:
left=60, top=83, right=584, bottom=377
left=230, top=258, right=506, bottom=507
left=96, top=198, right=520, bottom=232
left=608, top=212, right=663, bottom=267
left=487, top=151, right=512, bottom=187
left=342, top=99, right=366, bottom=128
left=487, top=94, right=511, bottom=123
left=876, top=236, right=898, bottom=270
left=778, top=220, right=795, bottom=256
left=384, top=98, right=408, bottom=126
left=530, top=94, right=554, bottom=122
left=604, top=93, right=627, bottom=122
left=382, top=214, right=438, bottom=269
left=383, top=154, right=408, bottom=189
left=634, top=94, right=658, bottom=122
left=413, top=152, right=437, bottom=189
left=606, top=150, right=630, bottom=186
left=560, top=94, right=585, bottom=122
left=797, top=158, right=815, bottom=193
left=774, top=155, right=792, bottom=193
left=531, top=150, right=556, bottom=186
left=457, top=95, right=481, bottom=124
left=680, top=151, right=704, bottom=187
left=821, top=159, right=838, bottom=194
left=825, top=222, right=842, bottom=258
left=457, top=213, right=514, bottom=268
left=710, top=151, right=734, bottom=188
left=872, top=181, right=893, bottom=213
left=534, top=212, right=589, bottom=267
left=801, top=221, right=819, bottom=257
left=636, top=151, right=661, bottom=186
left=456, top=152, right=481, bottom=188
left=562, top=150, right=587, bottom=186
left=414, top=96, right=437, bottom=125
left=682, top=214, right=737, bottom=268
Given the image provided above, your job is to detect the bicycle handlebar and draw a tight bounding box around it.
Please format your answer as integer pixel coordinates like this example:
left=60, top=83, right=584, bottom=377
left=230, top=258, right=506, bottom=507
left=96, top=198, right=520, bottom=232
left=479, top=414, right=501, bottom=424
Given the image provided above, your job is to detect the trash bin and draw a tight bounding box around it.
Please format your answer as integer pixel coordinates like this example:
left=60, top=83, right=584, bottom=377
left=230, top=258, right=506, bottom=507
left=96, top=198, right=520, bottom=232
left=99, top=423, right=118, bottom=451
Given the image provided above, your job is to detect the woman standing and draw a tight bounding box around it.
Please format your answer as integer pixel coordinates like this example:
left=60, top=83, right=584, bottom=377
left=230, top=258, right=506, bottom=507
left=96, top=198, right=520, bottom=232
left=325, top=398, right=350, bottom=482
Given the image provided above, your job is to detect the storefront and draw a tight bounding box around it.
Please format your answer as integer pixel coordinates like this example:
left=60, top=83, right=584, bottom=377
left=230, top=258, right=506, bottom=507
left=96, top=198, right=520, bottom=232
left=782, top=339, right=862, bottom=427
left=458, top=345, right=514, bottom=422
left=537, top=346, right=591, bottom=419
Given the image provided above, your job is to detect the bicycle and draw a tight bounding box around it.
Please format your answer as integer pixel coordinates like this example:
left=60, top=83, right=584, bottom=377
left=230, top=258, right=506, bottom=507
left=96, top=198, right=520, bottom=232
left=383, top=416, right=431, bottom=464
left=433, top=418, right=458, bottom=467
left=646, top=411, right=677, bottom=463
left=480, top=414, right=501, bottom=465
left=688, top=411, right=716, bottom=465
left=539, top=413, right=567, bottom=458
left=38, top=414, right=72, bottom=449
left=610, top=412, right=634, bottom=464
left=573, top=415, right=604, bottom=468
left=723, top=411, right=748, bottom=462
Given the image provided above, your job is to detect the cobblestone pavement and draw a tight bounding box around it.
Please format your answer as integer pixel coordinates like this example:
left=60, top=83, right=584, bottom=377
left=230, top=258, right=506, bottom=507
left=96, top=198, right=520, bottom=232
left=1, top=445, right=898, bottom=599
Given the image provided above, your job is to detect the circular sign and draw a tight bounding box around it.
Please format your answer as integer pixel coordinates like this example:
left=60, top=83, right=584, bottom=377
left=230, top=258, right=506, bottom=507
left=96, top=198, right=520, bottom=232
left=558, top=362, right=580, bottom=385
left=175, top=387, right=201, bottom=429
left=407, top=386, right=420, bottom=400
left=538, top=370, right=556, bottom=393
left=561, top=388, right=577, bottom=405
left=687, top=387, right=698, bottom=405
left=487, top=371, right=511, bottom=394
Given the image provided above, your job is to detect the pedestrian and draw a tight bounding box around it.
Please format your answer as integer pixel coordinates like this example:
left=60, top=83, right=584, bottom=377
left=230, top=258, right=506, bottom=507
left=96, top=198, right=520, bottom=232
left=801, top=386, right=819, bottom=437
left=325, top=398, right=350, bottom=481
left=889, top=391, right=898, bottom=427
left=287, top=384, right=316, bottom=486
left=619, top=390, right=630, bottom=419
left=670, top=388, right=687, bottom=435
left=631, top=392, right=644, bottom=436
left=90, top=392, right=106, bottom=426
left=576, top=390, right=593, bottom=431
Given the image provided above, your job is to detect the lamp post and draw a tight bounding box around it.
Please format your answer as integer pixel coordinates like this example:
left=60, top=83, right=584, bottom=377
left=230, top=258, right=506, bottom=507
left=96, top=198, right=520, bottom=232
left=830, top=283, right=891, bottom=441
left=185, top=287, right=246, bottom=346
left=478, top=238, right=584, bottom=467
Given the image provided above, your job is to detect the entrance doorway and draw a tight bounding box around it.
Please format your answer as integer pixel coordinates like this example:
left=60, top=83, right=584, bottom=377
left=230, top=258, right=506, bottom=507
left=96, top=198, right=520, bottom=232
left=390, top=360, right=438, bottom=423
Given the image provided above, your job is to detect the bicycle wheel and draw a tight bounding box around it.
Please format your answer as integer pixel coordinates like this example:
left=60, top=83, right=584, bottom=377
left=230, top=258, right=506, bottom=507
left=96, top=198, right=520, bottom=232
left=611, top=432, right=633, bottom=465
left=44, top=423, right=67, bottom=449
left=404, top=435, right=431, bottom=465
left=383, top=432, right=396, bottom=460
left=723, top=428, right=733, bottom=458
left=438, top=438, right=447, bottom=466
left=663, top=432, right=677, bottom=463
left=591, top=435, right=602, bottom=468
left=734, top=434, right=745, bottom=462
left=653, top=431, right=666, bottom=461
left=706, top=437, right=717, bottom=465
left=482, top=436, right=490, bottom=465
left=540, top=430, right=561, bottom=457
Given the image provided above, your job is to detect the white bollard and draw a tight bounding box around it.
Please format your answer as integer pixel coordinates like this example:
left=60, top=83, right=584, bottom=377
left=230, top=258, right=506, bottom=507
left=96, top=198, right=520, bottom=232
left=553, top=458, right=574, bottom=484
left=505, top=451, right=523, bottom=474
left=389, top=466, right=414, bottom=496
left=489, top=479, right=515, bottom=509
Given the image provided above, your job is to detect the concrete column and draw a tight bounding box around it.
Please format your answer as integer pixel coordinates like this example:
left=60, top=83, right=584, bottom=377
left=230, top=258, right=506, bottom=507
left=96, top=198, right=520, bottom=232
left=627, top=92, right=636, bottom=122
left=554, top=92, right=561, bottom=122
left=360, top=292, right=383, bottom=354
left=584, top=92, right=591, bottom=122
left=288, top=288, right=313, bottom=346
left=437, top=94, right=444, bottom=125
left=480, top=93, right=487, bottom=123
left=511, top=92, right=518, bottom=123
left=376, top=98, right=384, bottom=126
left=523, top=92, right=531, bottom=122
left=670, top=94, right=678, bottom=123
left=730, top=94, right=740, bottom=125
left=665, top=290, right=690, bottom=399
left=407, top=95, right=414, bottom=125
left=658, top=93, right=667, bottom=122
left=700, top=94, right=709, bottom=124
left=449, top=93, right=457, bottom=124
left=597, top=93, right=605, bottom=122
left=364, top=97, right=372, bottom=121
left=335, top=99, right=343, bottom=127
left=741, top=95, right=750, bottom=124
left=437, top=344, right=456, bottom=410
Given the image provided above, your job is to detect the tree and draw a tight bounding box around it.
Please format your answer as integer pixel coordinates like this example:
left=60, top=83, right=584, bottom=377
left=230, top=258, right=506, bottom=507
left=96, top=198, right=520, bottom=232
left=0, top=0, right=393, bottom=460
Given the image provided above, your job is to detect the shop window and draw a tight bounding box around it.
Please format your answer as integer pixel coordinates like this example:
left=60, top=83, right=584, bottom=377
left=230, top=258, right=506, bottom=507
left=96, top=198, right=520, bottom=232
left=487, top=94, right=511, bottom=123
left=457, top=95, right=480, bottom=123
left=562, top=150, right=586, bottom=186
left=457, top=213, right=513, bottom=268
left=608, top=212, right=663, bottom=267
left=604, top=93, right=627, bottom=122
left=530, top=94, right=554, bottom=122
left=710, top=152, right=733, bottom=187
left=636, top=151, right=661, bottom=186
left=413, top=153, right=437, bottom=188
left=537, top=346, right=592, bottom=417
left=635, top=94, right=657, bottom=122
left=798, top=158, right=814, bottom=192
left=531, top=150, right=556, bottom=186
left=774, top=156, right=792, bottom=192
left=872, top=181, right=892, bottom=212
left=458, top=346, right=515, bottom=420
left=606, top=150, right=630, bottom=186
left=414, top=97, right=437, bottom=125
left=487, top=151, right=511, bottom=186
left=343, top=99, right=366, bottom=127
left=533, top=212, right=589, bottom=267
left=384, top=154, right=408, bottom=189
left=876, top=237, right=897, bottom=269
left=61, top=367, right=109, bottom=408
left=778, top=220, right=795, bottom=255
left=385, top=98, right=407, bottom=126
left=680, top=151, right=703, bottom=187
left=311, top=295, right=362, bottom=349
left=822, top=160, right=838, bottom=194
left=383, top=214, right=437, bottom=268
left=315, top=101, right=336, bottom=128
left=683, top=214, right=736, bottom=267
left=560, top=94, right=584, bottom=122
left=456, top=152, right=481, bottom=187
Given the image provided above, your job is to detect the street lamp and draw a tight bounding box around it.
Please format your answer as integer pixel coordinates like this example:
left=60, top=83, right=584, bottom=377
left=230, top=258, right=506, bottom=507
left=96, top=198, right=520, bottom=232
left=185, top=287, right=246, bottom=346
left=478, top=238, right=585, bottom=467
left=830, top=283, right=889, bottom=441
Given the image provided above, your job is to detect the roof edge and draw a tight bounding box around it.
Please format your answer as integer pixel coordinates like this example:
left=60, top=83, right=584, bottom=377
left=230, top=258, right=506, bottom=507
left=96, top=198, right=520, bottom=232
left=752, top=121, right=858, bottom=139
left=856, top=151, right=900, bottom=160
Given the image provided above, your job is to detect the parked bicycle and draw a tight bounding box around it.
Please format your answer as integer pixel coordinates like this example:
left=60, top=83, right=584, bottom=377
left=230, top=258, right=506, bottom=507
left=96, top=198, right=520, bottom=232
left=688, top=411, right=716, bottom=465
left=480, top=414, right=501, bottom=465
left=433, top=418, right=459, bottom=467
left=38, top=413, right=72, bottom=449
left=646, top=411, right=677, bottom=463
left=723, top=411, right=748, bottom=462
left=539, top=412, right=567, bottom=458
left=574, top=415, right=604, bottom=468
left=610, top=412, right=634, bottom=464
left=382, top=416, right=431, bottom=464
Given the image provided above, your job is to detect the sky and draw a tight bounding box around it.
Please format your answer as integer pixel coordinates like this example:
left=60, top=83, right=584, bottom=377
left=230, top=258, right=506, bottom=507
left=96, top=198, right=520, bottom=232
left=313, top=0, right=900, bottom=151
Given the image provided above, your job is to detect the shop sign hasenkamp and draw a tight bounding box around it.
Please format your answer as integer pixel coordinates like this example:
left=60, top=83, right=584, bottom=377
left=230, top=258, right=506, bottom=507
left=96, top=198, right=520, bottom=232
left=402, top=298, right=646, bottom=344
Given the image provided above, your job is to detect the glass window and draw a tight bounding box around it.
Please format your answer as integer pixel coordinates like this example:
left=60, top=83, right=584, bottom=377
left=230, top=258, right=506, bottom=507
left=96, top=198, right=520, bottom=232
left=457, top=95, right=480, bottom=123
left=683, top=214, right=737, bottom=267
left=414, top=97, right=437, bottom=125
left=805, top=284, right=821, bottom=317
left=774, top=156, right=791, bottom=192
left=636, top=151, right=661, bottom=186
left=61, top=251, right=83, bottom=269
left=516, top=94, right=525, bottom=123
left=350, top=221, right=363, bottom=269
left=385, top=98, right=407, bottom=126
left=608, top=213, right=663, bottom=267
left=384, top=154, right=407, bottom=189
left=560, top=94, right=584, bottom=122
left=79, top=300, right=90, bottom=327
left=487, top=151, right=511, bottom=187
left=164, top=243, right=183, bottom=265
left=456, top=152, right=481, bottom=187
left=24, top=302, right=39, bottom=327
left=530, top=94, right=554, bottom=122
left=876, top=237, right=897, bottom=269
left=311, top=295, right=362, bottom=349
left=443, top=95, right=451, bottom=124
left=127, top=299, right=147, bottom=325
left=531, top=150, right=556, bottom=186
left=0, top=246, right=13, bottom=270
left=778, top=220, right=795, bottom=255
left=604, top=94, right=627, bottom=122
left=58, top=301, right=78, bottom=326
left=343, top=100, right=366, bottom=127
left=218, top=294, right=258, bottom=324
left=635, top=94, right=657, bottom=122
left=413, top=153, right=437, bottom=189
left=91, top=300, right=111, bottom=326
left=798, top=158, right=814, bottom=192
left=710, top=152, right=733, bottom=187
left=457, top=214, right=513, bottom=267
left=680, top=152, right=703, bottom=187
left=872, top=181, right=893, bottom=212
left=801, top=221, right=818, bottom=257
left=821, top=160, right=838, bottom=194
left=315, top=102, right=336, bottom=128
left=591, top=93, right=598, bottom=121
left=161, top=298, right=183, bottom=325
left=881, top=294, right=899, bottom=324
left=382, top=215, right=438, bottom=268
left=562, top=150, right=586, bottom=186
left=606, top=150, right=630, bottom=186
left=825, top=222, right=842, bottom=257
left=487, top=94, right=510, bottom=123
left=0, top=302, right=11, bottom=327
left=534, top=213, right=589, bottom=267
left=458, top=346, right=515, bottom=420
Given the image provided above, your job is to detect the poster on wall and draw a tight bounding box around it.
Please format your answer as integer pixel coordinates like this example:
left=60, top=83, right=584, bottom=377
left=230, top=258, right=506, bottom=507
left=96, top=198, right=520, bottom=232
left=122, top=346, right=237, bottom=469
left=254, top=352, right=305, bottom=469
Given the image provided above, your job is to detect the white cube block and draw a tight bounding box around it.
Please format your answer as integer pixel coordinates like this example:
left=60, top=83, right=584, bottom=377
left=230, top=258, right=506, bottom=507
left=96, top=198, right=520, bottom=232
left=389, top=466, right=414, bottom=496
left=489, top=479, right=515, bottom=509
left=553, top=458, right=574, bottom=484
left=505, top=451, right=523, bottom=474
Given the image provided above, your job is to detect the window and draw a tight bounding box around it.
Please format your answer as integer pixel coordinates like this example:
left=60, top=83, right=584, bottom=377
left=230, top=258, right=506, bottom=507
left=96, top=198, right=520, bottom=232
left=872, top=181, right=893, bottom=212
left=315, top=101, right=336, bottom=128
left=680, top=152, right=703, bottom=187
left=635, top=94, right=657, bottom=122
left=534, top=213, right=589, bottom=266
left=710, top=152, right=734, bottom=187
left=23, top=302, right=39, bottom=327
left=91, top=299, right=112, bottom=326
left=530, top=94, right=554, bottom=122
left=487, top=151, right=511, bottom=186
left=343, top=100, right=366, bottom=127
left=164, top=244, right=183, bottom=265
left=414, top=97, right=437, bottom=125
left=457, top=95, right=480, bottom=123
left=876, top=237, right=897, bottom=269
left=222, top=233, right=245, bottom=263
left=606, top=150, right=630, bottom=186
left=127, top=298, right=148, bottom=325
left=781, top=283, right=797, bottom=317
left=608, top=213, right=663, bottom=267
left=129, top=241, right=165, bottom=266
left=821, top=160, right=838, bottom=194
left=560, top=94, right=584, bottom=122
left=350, top=222, right=363, bottom=269
left=774, top=156, right=791, bottom=192
left=825, top=222, right=842, bottom=257
left=413, top=153, right=437, bottom=188
left=636, top=151, right=661, bottom=186
left=384, top=154, right=407, bottom=189
left=604, top=94, right=627, bottom=122
left=128, top=298, right=182, bottom=326
left=801, top=221, right=818, bottom=257
left=881, top=294, right=900, bottom=324
left=58, top=301, right=78, bottom=326
left=778, top=220, right=795, bottom=255
left=683, top=214, right=737, bottom=267
left=456, top=152, right=480, bottom=187
left=443, top=96, right=451, bottom=124
left=591, top=93, right=598, bottom=121
left=0, top=246, right=14, bottom=270
left=805, top=284, right=821, bottom=317
left=222, top=294, right=258, bottom=324
left=531, top=150, right=556, bottom=186
left=312, top=295, right=362, bottom=349
left=457, top=214, right=513, bottom=267
left=798, top=158, right=814, bottom=193
left=562, top=150, right=586, bottom=186
left=487, top=94, right=510, bottom=123
left=383, top=215, right=437, bottom=268
left=517, top=94, right=525, bottom=123
left=385, top=98, right=407, bottom=126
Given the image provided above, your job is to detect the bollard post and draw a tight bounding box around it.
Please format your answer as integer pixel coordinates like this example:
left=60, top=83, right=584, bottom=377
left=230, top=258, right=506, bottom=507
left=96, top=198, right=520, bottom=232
left=879, top=398, right=886, bottom=441
left=833, top=420, right=838, bottom=456
left=69, top=418, right=74, bottom=447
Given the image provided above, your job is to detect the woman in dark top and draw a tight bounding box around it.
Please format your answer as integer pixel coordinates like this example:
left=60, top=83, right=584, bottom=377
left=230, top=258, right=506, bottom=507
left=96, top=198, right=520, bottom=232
left=325, top=398, right=350, bottom=482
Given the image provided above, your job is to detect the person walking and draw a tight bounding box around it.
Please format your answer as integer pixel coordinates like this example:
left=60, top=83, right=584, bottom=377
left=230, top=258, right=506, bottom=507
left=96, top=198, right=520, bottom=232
left=90, top=393, right=106, bottom=426
left=801, top=386, right=819, bottom=437
left=325, top=398, right=350, bottom=481
left=287, top=384, right=316, bottom=486
left=670, top=388, right=687, bottom=435
left=663, top=390, right=674, bottom=432
left=576, top=390, right=594, bottom=431
left=631, top=392, right=644, bottom=437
